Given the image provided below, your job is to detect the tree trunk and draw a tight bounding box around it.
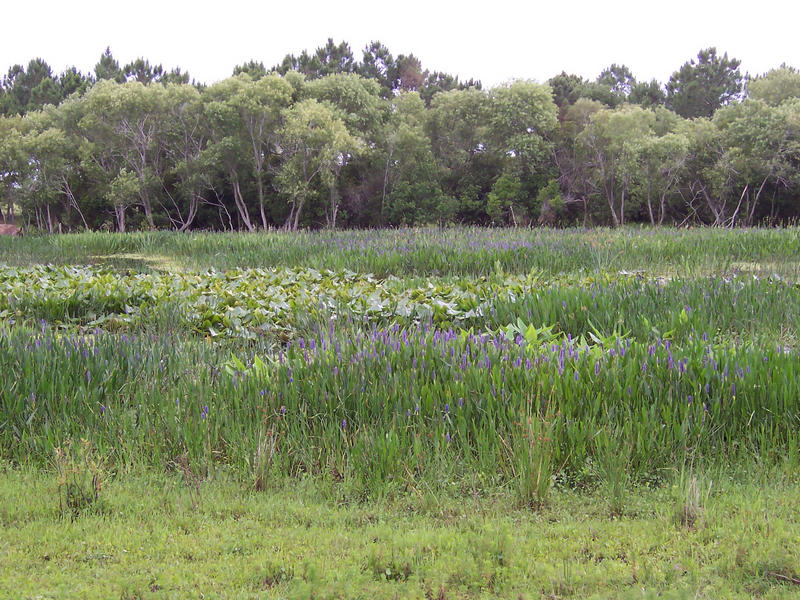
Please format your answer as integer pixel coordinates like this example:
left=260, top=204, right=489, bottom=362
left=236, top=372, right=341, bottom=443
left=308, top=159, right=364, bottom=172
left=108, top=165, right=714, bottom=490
left=4, top=182, right=15, bottom=223
left=605, top=181, right=620, bottom=226
left=46, top=203, right=54, bottom=234
left=329, top=184, right=338, bottom=229
left=62, top=177, right=89, bottom=230
left=140, top=187, right=155, bottom=229
left=115, top=205, right=126, bottom=233
left=748, top=175, right=771, bottom=226
left=257, top=178, right=268, bottom=230
left=284, top=201, right=296, bottom=230
left=729, top=185, right=748, bottom=228
left=292, top=197, right=305, bottom=231
left=230, top=176, right=254, bottom=232
left=178, top=193, right=200, bottom=232
left=381, top=146, right=393, bottom=224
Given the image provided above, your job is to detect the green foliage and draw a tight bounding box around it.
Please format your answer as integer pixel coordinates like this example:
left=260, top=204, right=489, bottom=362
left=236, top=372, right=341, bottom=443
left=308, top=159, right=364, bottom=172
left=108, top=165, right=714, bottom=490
left=747, top=66, right=800, bottom=106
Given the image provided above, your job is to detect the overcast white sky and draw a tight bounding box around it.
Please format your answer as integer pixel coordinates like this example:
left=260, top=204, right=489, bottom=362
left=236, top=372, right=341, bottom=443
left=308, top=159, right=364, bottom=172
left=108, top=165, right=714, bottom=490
left=2, top=0, right=798, bottom=88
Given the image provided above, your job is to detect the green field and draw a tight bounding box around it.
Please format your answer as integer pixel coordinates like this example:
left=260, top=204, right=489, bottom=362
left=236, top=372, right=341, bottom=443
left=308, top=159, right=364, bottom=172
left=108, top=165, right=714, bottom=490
left=1, top=227, right=800, bottom=598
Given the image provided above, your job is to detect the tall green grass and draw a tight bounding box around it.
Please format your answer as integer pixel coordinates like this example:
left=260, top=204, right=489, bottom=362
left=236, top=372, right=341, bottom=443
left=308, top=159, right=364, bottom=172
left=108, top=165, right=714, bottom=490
left=2, top=226, right=800, bottom=278
left=2, top=322, right=798, bottom=497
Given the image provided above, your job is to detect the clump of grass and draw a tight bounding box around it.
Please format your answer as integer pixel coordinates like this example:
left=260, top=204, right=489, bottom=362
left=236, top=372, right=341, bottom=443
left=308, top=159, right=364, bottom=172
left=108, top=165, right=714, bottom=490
left=509, top=402, right=558, bottom=509
left=673, top=462, right=712, bottom=529
left=248, top=425, right=280, bottom=491
left=53, top=438, right=106, bottom=520
left=594, top=428, right=632, bottom=517
left=172, top=450, right=202, bottom=510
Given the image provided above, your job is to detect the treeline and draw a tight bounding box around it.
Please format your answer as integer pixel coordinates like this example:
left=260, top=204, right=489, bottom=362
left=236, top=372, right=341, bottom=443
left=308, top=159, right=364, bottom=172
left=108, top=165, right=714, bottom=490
left=1, top=40, right=799, bottom=231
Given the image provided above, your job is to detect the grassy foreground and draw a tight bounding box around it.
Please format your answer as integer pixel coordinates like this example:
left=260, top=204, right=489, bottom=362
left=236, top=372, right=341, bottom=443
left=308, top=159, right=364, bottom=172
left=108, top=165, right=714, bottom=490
left=2, top=466, right=800, bottom=599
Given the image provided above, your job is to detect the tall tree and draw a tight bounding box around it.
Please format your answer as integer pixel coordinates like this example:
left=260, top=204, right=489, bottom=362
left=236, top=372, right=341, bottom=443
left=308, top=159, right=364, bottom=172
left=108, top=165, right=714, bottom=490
left=204, top=76, right=257, bottom=231
left=427, top=87, right=494, bottom=221
left=666, top=48, right=743, bottom=118
left=547, top=72, right=586, bottom=111
left=123, top=58, right=164, bottom=85
left=277, top=99, right=358, bottom=230
left=1, top=59, right=61, bottom=115
left=314, top=39, right=356, bottom=77
left=394, top=54, right=426, bottom=92
left=577, top=105, right=655, bottom=225
left=713, top=99, right=799, bottom=225
left=553, top=98, right=605, bottom=224
left=380, top=92, right=449, bottom=225
left=232, top=74, right=294, bottom=228
left=59, top=67, right=93, bottom=98
left=307, top=73, right=386, bottom=227
left=358, top=41, right=396, bottom=98
left=94, top=47, right=125, bottom=83
left=162, top=84, right=210, bottom=230
left=677, top=118, right=730, bottom=226
left=596, top=64, right=636, bottom=100
left=276, top=39, right=355, bottom=80
left=488, top=80, right=559, bottom=223
left=78, top=81, right=167, bottom=229
left=629, top=130, right=689, bottom=225
left=233, top=60, right=268, bottom=81
left=419, top=71, right=481, bottom=107
left=629, top=80, right=666, bottom=108
left=0, top=115, right=28, bottom=222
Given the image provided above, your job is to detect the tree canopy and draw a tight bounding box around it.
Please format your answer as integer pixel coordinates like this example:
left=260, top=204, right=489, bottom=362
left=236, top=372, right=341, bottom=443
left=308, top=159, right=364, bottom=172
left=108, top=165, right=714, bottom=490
left=1, top=42, right=799, bottom=231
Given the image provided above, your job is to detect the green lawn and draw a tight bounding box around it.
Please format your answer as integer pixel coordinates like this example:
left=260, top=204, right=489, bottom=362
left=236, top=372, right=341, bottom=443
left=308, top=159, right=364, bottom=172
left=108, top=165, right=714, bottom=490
left=2, top=467, right=800, bottom=599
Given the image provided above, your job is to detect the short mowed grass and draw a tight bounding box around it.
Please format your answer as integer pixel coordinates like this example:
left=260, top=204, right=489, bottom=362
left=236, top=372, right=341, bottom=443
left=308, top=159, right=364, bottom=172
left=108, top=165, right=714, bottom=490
left=2, top=226, right=800, bottom=598
left=2, top=465, right=800, bottom=599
